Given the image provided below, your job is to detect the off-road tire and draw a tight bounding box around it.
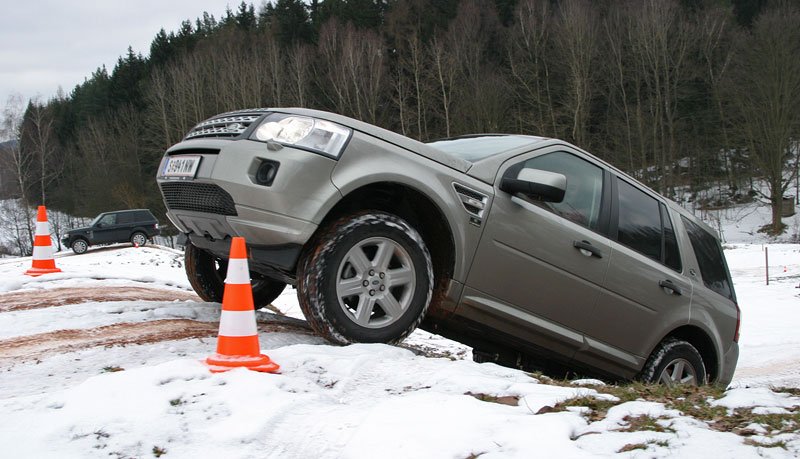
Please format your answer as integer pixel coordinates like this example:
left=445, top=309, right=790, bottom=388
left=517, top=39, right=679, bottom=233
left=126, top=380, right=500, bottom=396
left=71, top=238, right=89, bottom=255
left=130, top=232, right=148, bottom=247
left=184, top=241, right=286, bottom=308
left=297, top=211, right=433, bottom=345
left=640, top=338, right=707, bottom=386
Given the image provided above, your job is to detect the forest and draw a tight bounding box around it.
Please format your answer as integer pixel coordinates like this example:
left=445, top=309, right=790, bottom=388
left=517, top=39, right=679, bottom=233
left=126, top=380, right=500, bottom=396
left=1, top=0, right=798, bottom=251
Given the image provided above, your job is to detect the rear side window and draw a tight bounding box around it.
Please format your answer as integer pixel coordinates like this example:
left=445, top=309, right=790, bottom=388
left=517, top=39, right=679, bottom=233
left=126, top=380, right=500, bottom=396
left=681, top=217, right=735, bottom=301
left=615, top=180, right=681, bottom=271
left=617, top=180, right=662, bottom=261
left=135, top=210, right=154, bottom=222
left=117, top=212, right=134, bottom=224
left=661, top=204, right=682, bottom=272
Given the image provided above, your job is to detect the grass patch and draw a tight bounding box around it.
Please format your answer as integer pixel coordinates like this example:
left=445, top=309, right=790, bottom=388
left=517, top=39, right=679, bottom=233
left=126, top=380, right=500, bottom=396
left=466, top=392, right=520, bottom=407
left=152, top=446, right=167, bottom=457
left=618, top=415, right=675, bottom=433
left=169, top=398, right=184, bottom=407
left=617, top=443, right=648, bottom=453
left=744, top=438, right=788, bottom=449
left=101, top=366, right=124, bottom=373
left=541, top=379, right=800, bottom=445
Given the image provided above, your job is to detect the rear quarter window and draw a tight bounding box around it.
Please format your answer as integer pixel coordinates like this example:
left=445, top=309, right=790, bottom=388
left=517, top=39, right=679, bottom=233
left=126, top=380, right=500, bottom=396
left=681, top=217, right=735, bottom=301
left=117, top=212, right=134, bottom=224
left=135, top=210, right=155, bottom=222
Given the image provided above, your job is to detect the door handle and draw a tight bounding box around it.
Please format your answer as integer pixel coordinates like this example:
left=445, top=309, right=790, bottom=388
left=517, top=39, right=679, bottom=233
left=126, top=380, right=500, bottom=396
left=659, top=280, right=683, bottom=296
left=573, top=240, right=603, bottom=259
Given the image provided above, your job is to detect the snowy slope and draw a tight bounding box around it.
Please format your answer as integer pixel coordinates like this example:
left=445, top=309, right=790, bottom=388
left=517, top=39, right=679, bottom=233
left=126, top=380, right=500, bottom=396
left=0, top=243, right=798, bottom=457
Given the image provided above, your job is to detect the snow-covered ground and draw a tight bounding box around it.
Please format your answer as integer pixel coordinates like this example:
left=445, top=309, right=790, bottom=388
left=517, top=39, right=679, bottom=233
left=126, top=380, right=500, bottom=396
left=0, top=236, right=797, bottom=457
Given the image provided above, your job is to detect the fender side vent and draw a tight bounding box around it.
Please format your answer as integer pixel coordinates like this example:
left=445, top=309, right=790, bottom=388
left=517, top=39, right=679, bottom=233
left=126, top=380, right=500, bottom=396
left=453, top=183, right=488, bottom=220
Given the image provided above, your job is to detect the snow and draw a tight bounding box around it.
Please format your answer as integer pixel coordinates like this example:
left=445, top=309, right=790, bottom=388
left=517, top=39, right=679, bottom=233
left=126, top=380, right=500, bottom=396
left=0, top=221, right=799, bottom=456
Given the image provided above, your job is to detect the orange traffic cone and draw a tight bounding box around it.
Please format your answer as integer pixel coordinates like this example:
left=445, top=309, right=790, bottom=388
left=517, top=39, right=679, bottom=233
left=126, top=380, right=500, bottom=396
left=205, top=237, right=279, bottom=373
left=25, top=206, right=62, bottom=277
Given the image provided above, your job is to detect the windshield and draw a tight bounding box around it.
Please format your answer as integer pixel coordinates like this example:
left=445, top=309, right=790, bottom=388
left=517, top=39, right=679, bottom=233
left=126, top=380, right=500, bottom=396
left=427, top=135, right=541, bottom=162
left=90, top=214, right=103, bottom=226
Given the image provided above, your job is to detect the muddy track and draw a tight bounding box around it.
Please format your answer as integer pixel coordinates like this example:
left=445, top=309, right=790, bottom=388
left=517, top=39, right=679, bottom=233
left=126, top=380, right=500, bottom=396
left=0, top=286, right=200, bottom=312
left=0, top=319, right=218, bottom=362
left=0, top=318, right=315, bottom=364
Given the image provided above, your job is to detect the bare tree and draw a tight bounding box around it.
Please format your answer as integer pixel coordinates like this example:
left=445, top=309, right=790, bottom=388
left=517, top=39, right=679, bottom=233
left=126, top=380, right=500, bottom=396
left=23, top=99, right=62, bottom=205
left=317, top=20, right=386, bottom=124
left=553, top=0, right=598, bottom=147
left=1, top=95, right=34, bottom=254
left=725, top=2, right=800, bottom=234
left=508, top=0, right=558, bottom=136
left=286, top=43, right=312, bottom=107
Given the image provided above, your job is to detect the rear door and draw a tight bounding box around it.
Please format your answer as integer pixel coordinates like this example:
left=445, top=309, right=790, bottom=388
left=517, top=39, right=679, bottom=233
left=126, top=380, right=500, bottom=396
left=115, top=212, right=136, bottom=242
left=575, top=177, right=692, bottom=375
left=461, top=147, right=613, bottom=358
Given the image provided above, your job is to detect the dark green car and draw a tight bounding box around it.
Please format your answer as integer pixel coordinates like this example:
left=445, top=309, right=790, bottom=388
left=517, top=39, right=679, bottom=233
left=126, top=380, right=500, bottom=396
left=157, top=108, right=740, bottom=386
left=62, top=209, right=160, bottom=254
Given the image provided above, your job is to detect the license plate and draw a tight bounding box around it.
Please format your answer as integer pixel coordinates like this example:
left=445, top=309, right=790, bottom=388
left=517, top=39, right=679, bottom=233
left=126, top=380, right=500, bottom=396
left=163, top=156, right=201, bottom=178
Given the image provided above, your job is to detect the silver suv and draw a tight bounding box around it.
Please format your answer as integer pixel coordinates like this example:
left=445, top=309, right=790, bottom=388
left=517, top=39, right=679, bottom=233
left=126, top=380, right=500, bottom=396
left=156, top=108, right=740, bottom=386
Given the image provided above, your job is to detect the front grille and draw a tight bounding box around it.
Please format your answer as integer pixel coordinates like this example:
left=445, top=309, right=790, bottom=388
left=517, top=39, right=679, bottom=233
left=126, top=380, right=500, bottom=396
left=160, top=182, right=238, bottom=216
left=184, top=108, right=271, bottom=140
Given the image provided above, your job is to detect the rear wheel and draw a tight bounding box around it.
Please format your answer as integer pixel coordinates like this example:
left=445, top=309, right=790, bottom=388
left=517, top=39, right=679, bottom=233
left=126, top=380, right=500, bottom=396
left=297, top=211, right=433, bottom=344
left=184, top=241, right=286, bottom=308
left=131, top=232, right=148, bottom=247
left=640, top=338, right=707, bottom=386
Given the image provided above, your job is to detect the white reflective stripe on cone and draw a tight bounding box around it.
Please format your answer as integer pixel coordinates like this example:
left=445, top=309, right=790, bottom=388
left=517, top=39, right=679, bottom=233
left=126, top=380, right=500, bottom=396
left=32, top=244, right=53, bottom=260
left=218, top=310, right=258, bottom=336
left=225, top=258, right=250, bottom=284
left=35, top=222, right=49, bottom=236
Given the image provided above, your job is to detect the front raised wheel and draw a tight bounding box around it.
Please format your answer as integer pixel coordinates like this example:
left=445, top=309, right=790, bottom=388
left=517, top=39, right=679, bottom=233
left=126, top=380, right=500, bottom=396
left=298, top=211, right=433, bottom=344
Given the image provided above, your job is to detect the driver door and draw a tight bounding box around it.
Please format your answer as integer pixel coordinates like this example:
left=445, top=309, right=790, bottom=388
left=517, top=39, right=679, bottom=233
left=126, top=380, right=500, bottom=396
left=461, top=148, right=613, bottom=357
left=92, top=213, right=118, bottom=244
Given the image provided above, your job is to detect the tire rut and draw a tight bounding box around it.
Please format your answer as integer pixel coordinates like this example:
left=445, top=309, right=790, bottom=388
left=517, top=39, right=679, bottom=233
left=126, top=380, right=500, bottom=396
left=0, top=286, right=200, bottom=312
left=0, top=319, right=218, bottom=363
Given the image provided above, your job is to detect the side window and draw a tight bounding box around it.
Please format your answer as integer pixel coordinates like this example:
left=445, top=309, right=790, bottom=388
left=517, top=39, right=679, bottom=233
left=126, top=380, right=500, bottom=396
left=617, top=180, right=662, bottom=262
left=523, top=151, right=604, bottom=230
left=681, top=217, right=735, bottom=301
left=117, top=212, right=134, bottom=224
left=661, top=204, right=682, bottom=272
left=98, top=214, right=117, bottom=226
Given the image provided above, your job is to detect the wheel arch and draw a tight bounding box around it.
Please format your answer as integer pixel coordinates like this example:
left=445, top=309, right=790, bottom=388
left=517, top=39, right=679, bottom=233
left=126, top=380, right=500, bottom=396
left=316, top=181, right=456, bottom=310
left=659, top=325, right=720, bottom=383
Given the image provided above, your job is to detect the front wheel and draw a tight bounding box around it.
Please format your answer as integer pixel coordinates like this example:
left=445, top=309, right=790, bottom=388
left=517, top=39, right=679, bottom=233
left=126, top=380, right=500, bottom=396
left=71, top=239, right=88, bottom=255
left=639, top=338, right=707, bottom=386
left=184, top=242, right=286, bottom=308
left=297, top=211, right=433, bottom=344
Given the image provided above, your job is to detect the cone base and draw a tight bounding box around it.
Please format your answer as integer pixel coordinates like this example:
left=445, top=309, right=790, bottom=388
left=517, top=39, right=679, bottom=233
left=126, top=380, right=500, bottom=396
left=204, top=353, right=280, bottom=374
left=24, top=267, right=62, bottom=277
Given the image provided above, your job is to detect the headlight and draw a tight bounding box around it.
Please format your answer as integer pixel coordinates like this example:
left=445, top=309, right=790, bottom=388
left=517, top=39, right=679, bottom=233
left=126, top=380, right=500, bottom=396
left=251, top=113, right=352, bottom=158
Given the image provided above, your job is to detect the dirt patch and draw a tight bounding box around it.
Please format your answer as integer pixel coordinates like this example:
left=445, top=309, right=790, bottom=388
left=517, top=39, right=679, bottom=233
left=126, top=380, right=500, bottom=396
left=0, top=286, right=200, bottom=312
left=0, top=315, right=315, bottom=364
left=0, top=319, right=218, bottom=363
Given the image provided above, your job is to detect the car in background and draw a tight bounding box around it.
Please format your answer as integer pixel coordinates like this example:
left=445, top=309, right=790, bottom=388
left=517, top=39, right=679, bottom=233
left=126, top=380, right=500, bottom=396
left=156, top=108, right=740, bottom=386
left=62, top=209, right=160, bottom=254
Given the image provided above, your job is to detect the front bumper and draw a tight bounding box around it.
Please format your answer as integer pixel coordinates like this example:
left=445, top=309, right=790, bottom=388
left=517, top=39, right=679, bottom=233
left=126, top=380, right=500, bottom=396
left=157, top=138, right=341, bottom=277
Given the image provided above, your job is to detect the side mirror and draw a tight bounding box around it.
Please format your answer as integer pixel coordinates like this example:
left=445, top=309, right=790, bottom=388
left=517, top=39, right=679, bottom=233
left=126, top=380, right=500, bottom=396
left=500, top=168, right=566, bottom=203
left=95, top=222, right=104, bottom=228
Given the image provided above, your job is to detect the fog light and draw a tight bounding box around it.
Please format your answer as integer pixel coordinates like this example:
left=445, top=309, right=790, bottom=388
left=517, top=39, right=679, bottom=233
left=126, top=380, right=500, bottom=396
left=255, top=160, right=279, bottom=186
